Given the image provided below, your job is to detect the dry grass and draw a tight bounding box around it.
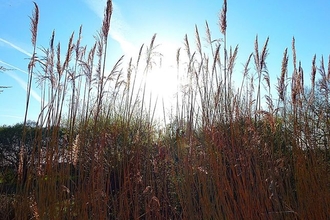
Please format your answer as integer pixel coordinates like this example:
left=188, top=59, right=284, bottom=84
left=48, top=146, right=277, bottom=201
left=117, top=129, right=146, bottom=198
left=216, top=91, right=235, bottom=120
left=1, top=0, right=330, bottom=219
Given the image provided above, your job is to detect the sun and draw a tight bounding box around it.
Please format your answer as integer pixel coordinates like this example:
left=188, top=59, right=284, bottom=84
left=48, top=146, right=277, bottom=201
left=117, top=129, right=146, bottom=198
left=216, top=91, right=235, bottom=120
left=146, top=65, right=177, bottom=98
left=144, top=62, right=178, bottom=120
left=144, top=41, right=180, bottom=120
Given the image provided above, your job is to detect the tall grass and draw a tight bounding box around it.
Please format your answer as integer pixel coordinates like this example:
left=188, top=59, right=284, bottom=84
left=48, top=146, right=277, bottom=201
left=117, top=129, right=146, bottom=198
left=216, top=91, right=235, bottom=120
left=1, top=0, right=330, bottom=219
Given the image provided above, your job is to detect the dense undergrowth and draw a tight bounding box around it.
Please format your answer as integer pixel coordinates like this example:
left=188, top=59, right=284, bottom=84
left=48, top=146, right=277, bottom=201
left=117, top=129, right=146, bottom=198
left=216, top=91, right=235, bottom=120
left=1, top=0, right=330, bottom=219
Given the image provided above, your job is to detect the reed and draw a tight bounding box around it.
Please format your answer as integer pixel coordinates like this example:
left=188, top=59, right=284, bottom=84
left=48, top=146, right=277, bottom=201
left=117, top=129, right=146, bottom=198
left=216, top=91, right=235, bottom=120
left=1, top=0, right=330, bottom=219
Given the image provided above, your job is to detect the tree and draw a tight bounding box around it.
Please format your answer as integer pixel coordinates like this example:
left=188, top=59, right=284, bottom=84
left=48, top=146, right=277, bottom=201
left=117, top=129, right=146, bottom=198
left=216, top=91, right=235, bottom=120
left=0, top=121, right=37, bottom=168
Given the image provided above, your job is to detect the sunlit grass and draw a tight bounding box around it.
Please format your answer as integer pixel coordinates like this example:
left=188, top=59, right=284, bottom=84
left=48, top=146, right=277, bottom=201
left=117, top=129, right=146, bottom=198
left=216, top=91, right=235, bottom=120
left=0, top=0, right=330, bottom=219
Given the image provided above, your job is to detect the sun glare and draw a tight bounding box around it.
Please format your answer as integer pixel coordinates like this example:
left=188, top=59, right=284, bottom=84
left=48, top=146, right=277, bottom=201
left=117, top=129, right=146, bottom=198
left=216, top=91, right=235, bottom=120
left=144, top=41, right=180, bottom=119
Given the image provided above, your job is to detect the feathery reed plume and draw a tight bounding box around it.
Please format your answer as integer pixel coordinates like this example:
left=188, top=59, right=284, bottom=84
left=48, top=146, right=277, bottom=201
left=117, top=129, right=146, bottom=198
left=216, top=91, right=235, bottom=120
left=75, top=25, right=83, bottom=61
left=219, top=0, right=227, bottom=34
left=137, top=44, right=144, bottom=68
left=30, top=2, right=39, bottom=47
left=291, top=37, right=298, bottom=107
left=227, top=45, right=238, bottom=106
left=320, top=56, right=325, bottom=77
left=50, top=30, right=55, bottom=51
left=62, top=32, right=74, bottom=72
left=254, top=36, right=269, bottom=74
left=146, top=34, right=157, bottom=71
left=311, top=54, right=316, bottom=97
left=227, top=45, right=238, bottom=74
left=205, top=20, right=219, bottom=61
left=318, top=56, right=327, bottom=97
left=184, top=34, right=191, bottom=58
left=176, top=47, right=181, bottom=69
left=49, top=31, right=55, bottom=81
left=254, top=36, right=259, bottom=70
left=212, top=44, right=221, bottom=88
left=102, top=0, right=113, bottom=41
left=277, top=48, right=288, bottom=102
left=195, top=25, right=202, bottom=57
left=264, top=72, right=271, bottom=96
left=205, top=21, right=212, bottom=45
left=298, top=61, right=304, bottom=95
left=260, top=37, right=269, bottom=71
left=56, top=43, right=61, bottom=76
left=292, top=37, right=297, bottom=72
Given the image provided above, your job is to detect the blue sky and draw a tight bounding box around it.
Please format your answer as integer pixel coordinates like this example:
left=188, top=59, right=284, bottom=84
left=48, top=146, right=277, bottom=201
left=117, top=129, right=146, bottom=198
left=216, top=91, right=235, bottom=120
left=1, top=0, right=330, bottom=126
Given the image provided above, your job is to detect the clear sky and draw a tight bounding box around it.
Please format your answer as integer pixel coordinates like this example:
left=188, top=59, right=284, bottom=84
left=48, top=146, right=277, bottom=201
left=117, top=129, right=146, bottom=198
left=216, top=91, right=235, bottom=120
left=1, top=0, right=330, bottom=126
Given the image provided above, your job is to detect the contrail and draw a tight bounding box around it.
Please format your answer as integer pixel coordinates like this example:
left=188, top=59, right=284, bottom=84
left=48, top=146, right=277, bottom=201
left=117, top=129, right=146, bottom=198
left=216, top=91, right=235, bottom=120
left=0, top=60, right=41, bottom=103
left=0, top=38, right=32, bottom=57
left=0, top=60, right=28, bottom=74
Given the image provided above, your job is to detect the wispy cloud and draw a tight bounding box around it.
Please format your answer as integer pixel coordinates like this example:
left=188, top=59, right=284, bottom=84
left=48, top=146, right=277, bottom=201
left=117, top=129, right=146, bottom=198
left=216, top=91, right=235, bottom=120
left=0, top=60, right=41, bottom=103
left=83, top=0, right=106, bottom=19
left=83, top=0, right=137, bottom=58
left=0, top=60, right=28, bottom=74
left=0, top=38, right=32, bottom=57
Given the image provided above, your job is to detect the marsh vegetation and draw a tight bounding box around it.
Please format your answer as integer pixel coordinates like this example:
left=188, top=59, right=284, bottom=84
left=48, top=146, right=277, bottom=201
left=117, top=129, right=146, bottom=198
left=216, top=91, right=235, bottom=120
left=1, top=1, right=330, bottom=219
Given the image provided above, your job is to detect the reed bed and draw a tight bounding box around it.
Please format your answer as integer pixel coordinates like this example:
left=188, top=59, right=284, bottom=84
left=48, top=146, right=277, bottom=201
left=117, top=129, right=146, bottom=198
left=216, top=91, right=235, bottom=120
left=0, top=0, right=330, bottom=219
